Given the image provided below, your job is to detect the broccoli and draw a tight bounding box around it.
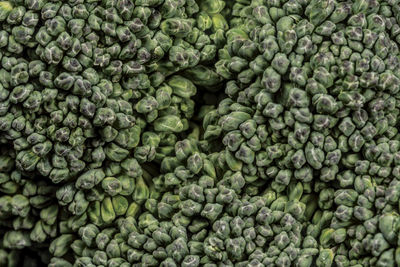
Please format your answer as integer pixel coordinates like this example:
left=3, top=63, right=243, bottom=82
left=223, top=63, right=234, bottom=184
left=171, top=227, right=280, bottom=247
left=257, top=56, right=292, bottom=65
left=0, top=0, right=400, bottom=266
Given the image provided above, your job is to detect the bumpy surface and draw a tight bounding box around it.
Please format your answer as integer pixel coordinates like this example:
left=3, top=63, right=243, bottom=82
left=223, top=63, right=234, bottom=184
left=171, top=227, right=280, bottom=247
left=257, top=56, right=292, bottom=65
left=0, top=0, right=400, bottom=266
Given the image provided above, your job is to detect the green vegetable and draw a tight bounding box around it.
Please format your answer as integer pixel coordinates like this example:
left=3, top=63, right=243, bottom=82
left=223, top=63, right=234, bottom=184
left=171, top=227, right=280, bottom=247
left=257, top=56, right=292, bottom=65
left=0, top=0, right=399, bottom=266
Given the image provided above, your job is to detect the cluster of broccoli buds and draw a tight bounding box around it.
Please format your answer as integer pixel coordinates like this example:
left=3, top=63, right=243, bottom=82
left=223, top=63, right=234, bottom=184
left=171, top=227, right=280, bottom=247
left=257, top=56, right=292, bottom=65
left=210, top=0, right=400, bottom=265
left=1, top=0, right=400, bottom=266
left=0, top=0, right=223, bottom=264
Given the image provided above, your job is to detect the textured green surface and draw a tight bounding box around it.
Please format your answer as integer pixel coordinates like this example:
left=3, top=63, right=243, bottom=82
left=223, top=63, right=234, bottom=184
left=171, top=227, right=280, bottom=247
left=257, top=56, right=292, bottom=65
left=1, top=0, right=400, bottom=266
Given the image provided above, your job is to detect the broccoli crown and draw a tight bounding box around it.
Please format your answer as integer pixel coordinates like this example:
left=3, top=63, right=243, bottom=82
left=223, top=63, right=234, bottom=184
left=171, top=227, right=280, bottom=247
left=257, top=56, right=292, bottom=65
left=0, top=0, right=400, bottom=266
